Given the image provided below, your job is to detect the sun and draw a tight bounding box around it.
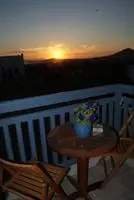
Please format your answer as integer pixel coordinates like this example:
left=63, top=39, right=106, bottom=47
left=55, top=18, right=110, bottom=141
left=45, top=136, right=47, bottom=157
left=51, top=48, right=65, bottom=59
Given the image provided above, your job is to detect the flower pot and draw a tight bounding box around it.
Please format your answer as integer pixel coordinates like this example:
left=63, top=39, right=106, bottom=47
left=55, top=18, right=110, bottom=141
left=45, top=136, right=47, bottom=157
left=73, top=123, right=93, bottom=138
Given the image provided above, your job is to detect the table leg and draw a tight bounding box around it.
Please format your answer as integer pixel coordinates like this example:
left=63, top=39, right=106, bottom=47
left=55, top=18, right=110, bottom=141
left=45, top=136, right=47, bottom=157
left=77, top=157, right=89, bottom=194
left=68, top=157, right=103, bottom=199
left=68, top=158, right=92, bottom=199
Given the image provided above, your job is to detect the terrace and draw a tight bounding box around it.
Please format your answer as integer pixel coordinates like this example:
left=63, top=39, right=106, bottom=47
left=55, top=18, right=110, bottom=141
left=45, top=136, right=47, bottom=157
left=0, top=83, right=134, bottom=199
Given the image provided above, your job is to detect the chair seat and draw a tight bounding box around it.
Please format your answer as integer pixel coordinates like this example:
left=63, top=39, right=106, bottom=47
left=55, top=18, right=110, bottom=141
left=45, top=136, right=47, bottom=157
left=44, top=163, right=68, bottom=181
left=106, top=138, right=134, bottom=155
left=2, top=163, right=68, bottom=200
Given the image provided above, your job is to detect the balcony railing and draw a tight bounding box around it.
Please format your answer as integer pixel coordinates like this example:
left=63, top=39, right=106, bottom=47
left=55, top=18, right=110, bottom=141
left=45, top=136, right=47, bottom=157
left=0, top=84, right=134, bottom=167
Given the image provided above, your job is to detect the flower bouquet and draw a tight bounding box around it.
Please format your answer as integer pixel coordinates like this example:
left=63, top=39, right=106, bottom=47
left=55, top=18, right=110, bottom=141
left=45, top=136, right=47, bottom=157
left=72, top=101, right=98, bottom=138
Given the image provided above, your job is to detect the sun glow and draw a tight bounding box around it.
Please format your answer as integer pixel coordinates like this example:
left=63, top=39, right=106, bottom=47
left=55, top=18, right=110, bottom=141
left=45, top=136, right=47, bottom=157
left=50, top=48, right=66, bottom=59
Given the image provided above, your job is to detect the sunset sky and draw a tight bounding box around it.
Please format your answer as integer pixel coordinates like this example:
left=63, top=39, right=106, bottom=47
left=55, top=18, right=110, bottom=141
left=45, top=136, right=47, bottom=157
left=0, top=0, right=134, bottom=60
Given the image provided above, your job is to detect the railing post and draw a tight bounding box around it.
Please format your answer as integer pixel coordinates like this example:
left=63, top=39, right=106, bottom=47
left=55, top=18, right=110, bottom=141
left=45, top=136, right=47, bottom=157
left=114, top=88, right=122, bottom=132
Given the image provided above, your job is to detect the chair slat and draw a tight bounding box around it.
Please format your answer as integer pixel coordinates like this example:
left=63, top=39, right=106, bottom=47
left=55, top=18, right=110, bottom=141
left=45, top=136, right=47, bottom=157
left=12, top=178, right=43, bottom=193
left=15, top=173, right=45, bottom=186
left=20, top=172, right=44, bottom=183
left=44, top=164, right=67, bottom=176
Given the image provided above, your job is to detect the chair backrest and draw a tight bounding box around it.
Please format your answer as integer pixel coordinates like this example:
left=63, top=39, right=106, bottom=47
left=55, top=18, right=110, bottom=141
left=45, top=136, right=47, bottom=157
left=0, top=159, right=57, bottom=199
left=119, top=111, right=134, bottom=137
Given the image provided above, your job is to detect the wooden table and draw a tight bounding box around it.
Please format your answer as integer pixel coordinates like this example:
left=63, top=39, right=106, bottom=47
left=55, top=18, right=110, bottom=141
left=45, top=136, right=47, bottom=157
left=48, top=124, right=117, bottom=200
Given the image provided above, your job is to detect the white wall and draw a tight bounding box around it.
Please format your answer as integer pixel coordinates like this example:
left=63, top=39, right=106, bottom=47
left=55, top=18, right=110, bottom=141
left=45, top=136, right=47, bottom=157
left=0, top=54, right=25, bottom=83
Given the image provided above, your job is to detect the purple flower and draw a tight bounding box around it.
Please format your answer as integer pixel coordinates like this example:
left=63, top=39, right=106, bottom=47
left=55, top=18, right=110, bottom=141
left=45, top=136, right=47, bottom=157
left=89, top=114, right=98, bottom=123
left=78, top=113, right=84, bottom=120
left=86, top=102, right=92, bottom=109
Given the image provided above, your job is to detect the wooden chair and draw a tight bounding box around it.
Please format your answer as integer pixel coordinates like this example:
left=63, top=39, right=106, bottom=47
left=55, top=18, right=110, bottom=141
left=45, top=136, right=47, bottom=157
left=0, top=158, right=69, bottom=200
left=100, top=111, right=134, bottom=189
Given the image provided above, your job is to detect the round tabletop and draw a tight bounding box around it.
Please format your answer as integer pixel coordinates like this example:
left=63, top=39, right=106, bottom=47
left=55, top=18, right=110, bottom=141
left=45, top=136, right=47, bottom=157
left=47, top=124, right=118, bottom=158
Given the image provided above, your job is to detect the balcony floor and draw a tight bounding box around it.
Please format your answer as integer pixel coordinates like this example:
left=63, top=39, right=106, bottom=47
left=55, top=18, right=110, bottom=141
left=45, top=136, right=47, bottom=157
left=7, top=159, right=134, bottom=200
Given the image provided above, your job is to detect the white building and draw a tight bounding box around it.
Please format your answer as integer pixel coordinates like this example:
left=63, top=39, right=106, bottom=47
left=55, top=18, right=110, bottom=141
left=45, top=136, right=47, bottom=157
left=0, top=54, right=25, bottom=83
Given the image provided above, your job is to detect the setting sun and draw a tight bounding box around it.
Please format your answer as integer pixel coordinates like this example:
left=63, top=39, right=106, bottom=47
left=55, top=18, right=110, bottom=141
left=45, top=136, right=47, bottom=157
left=50, top=48, right=66, bottom=59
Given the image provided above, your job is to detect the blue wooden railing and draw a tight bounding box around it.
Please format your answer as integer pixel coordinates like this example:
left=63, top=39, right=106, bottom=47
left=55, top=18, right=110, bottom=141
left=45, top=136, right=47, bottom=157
left=0, top=84, right=134, bottom=167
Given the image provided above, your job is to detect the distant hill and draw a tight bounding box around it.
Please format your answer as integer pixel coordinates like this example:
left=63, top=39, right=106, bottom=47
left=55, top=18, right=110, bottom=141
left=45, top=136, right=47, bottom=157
left=112, top=48, right=134, bottom=57
left=106, top=48, right=134, bottom=61
left=91, top=48, right=134, bottom=64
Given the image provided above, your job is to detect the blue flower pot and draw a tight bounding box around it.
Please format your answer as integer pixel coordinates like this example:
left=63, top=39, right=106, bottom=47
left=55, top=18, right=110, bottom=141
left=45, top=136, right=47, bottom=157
left=73, top=123, right=93, bottom=138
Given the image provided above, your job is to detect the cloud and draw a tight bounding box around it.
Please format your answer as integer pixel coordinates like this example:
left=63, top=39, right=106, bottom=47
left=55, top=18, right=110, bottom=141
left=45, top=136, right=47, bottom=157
left=20, top=44, right=64, bottom=52
left=0, top=50, right=21, bottom=55
left=80, top=44, right=97, bottom=51
left=68, top=51, right=92, bottom=58
left=46, top=44, right=64, bottom=49
left=67, top=44, right=102, bottom=58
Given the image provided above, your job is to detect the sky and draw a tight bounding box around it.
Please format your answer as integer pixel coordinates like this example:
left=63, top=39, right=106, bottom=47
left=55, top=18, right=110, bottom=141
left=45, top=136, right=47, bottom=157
left=0, top=0, right=134, bottom=60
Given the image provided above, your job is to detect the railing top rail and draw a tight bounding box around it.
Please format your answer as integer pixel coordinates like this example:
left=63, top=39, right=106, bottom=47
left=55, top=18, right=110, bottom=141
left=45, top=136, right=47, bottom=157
left=0, top=84, right=133, bottom=115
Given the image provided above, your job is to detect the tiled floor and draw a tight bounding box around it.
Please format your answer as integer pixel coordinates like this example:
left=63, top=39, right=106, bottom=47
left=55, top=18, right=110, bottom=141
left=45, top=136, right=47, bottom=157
left=7, top=159, right=134, bottom=200
left=62, top=159, right=134, bottom=200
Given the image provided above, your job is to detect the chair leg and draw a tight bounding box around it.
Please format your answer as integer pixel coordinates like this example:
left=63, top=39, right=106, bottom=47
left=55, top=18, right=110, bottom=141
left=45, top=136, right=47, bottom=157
left=102, top=157, right=108, bottom=177
left=110, top=156, right=115, bottom=170
left=53, top=184, right=70, bottom=200
left=101, top=142, right=134, bottom=189
left=100, top=156, right=127, bottom=189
